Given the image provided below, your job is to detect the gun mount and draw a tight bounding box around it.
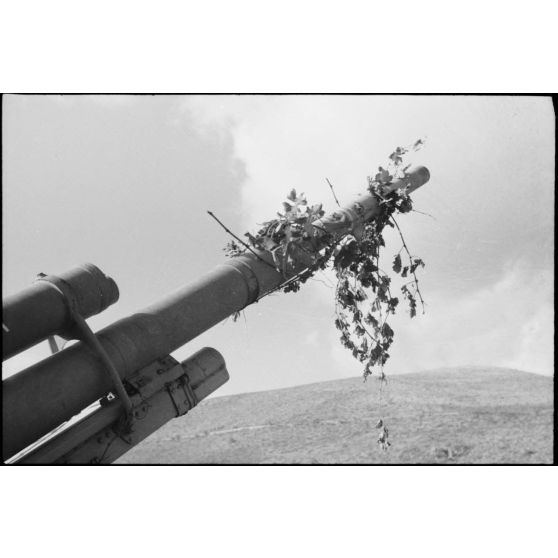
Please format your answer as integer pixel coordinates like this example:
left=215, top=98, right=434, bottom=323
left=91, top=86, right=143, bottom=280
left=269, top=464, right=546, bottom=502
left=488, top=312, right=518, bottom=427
left=2, top=166, right=430, bottom=463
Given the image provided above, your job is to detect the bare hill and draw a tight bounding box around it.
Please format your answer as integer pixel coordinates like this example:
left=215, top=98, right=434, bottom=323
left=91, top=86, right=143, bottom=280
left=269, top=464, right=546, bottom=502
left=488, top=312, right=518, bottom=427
left=118, top=366, right=554, bottom=464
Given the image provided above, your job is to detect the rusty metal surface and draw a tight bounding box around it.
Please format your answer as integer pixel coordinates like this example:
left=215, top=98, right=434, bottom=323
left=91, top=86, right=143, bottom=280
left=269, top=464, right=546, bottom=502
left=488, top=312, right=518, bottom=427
left=2, top=167, right=429, bottom=461
left=2, top=263, right=119, bottom=360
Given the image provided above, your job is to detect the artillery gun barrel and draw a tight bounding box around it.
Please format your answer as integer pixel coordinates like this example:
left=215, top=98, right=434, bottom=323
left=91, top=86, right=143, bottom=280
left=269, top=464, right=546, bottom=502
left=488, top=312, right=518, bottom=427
left=2, top=166, right=430, bottom=461
left=2, top=264, right=119, bottom=360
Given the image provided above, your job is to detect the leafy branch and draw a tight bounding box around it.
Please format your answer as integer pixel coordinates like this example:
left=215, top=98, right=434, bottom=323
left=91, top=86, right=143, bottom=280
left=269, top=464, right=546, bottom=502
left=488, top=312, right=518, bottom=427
left=215, top=140, right=428, bottom=450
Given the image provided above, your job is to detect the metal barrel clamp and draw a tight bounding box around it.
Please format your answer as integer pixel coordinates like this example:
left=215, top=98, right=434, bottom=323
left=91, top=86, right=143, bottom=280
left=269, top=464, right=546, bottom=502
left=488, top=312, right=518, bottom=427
left=36, top=272, right=135, bottom=431
left=164, top=370, right=199, bottom=417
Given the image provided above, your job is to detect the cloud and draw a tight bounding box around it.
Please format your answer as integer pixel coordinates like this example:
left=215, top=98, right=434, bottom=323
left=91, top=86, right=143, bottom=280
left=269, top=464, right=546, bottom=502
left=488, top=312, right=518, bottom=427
left=313, top=257, right=554, bottom=379
left=181, top=96, right=554, bottom=290
left=181, top=96, right=554, bottom=379
left=507, top=299, right=554, bottom=374
left=376, top=261, right=554, bottom=375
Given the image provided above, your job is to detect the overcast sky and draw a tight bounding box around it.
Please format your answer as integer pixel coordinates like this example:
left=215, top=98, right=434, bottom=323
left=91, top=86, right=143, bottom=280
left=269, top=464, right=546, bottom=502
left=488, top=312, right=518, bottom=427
left=2, top=95, right=554, bottom=396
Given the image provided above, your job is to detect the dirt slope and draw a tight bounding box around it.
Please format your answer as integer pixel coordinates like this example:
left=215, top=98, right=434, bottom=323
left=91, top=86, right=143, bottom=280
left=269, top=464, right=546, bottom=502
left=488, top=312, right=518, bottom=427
left=117, top=366, right=554, bottom=464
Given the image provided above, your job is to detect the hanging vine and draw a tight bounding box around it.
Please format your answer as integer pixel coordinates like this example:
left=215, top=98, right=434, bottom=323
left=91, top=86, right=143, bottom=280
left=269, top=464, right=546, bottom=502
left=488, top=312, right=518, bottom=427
left=215, top=140, right=427, bottom=450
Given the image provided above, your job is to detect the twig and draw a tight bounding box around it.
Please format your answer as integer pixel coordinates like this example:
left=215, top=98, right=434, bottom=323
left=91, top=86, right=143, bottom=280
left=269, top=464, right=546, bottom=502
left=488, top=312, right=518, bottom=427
left=311, top=222, right=330, bottom=235
left=411, top=208, right=436, bottom=220
left=317, top=270, right=335, bottom=289
left=207, top=211, right=276, bottom=270
left=259, top=272, right=308, bottom=300
left=309, top=276, right=333, bottom=288
left=390, top=216, right=426, bottom=312
left=326, top=178, right=341, bottom=207
left=259, top=244, right=336, bottom=300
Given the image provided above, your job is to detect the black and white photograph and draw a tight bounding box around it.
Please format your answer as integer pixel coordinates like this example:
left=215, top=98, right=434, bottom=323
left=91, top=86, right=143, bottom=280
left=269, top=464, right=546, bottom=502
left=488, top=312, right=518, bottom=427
left=1, top=3, right=556, bottom=557
left=2, top=94, right=554, bottom=465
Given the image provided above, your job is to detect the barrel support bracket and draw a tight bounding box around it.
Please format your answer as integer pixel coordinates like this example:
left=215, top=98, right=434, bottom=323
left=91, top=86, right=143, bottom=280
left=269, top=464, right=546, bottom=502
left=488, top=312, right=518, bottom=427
left=37, top=274, right=134, bottom=416
left=165, top=374, right=199, bottom=417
